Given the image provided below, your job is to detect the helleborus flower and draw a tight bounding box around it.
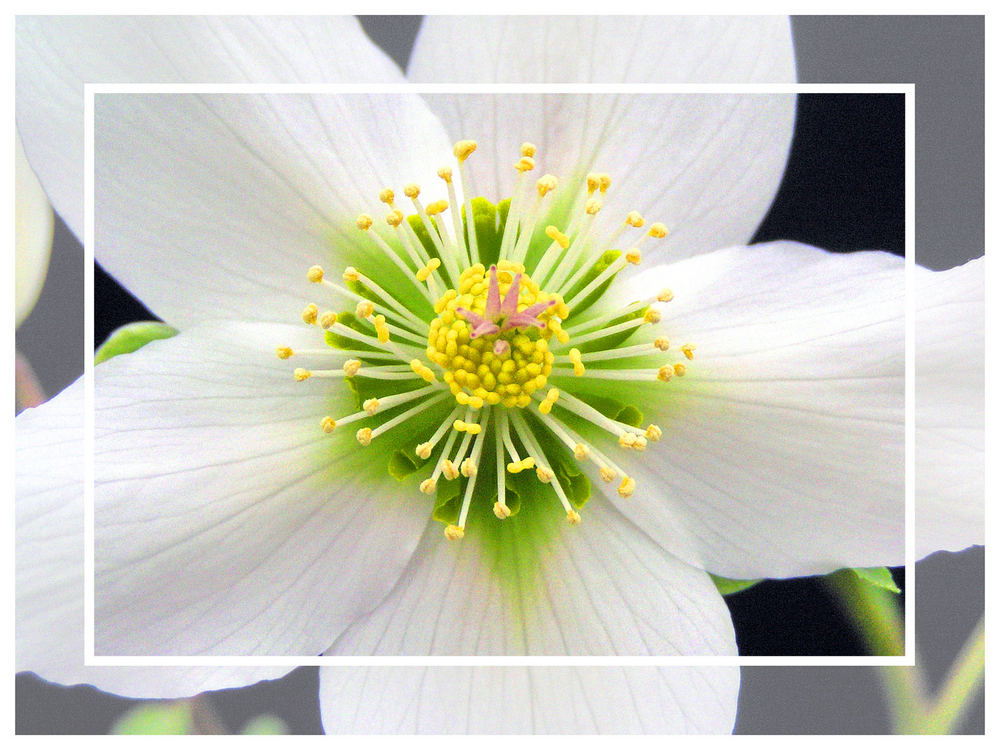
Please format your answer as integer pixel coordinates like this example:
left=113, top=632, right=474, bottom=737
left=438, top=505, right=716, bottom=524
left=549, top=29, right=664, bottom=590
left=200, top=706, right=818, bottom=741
left=15, top=15, right=983, bottom=734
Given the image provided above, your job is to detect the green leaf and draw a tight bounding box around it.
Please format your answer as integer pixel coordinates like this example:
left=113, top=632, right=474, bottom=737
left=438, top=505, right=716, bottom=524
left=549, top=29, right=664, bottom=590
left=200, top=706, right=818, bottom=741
left=464, top=197, right=506, bottom=267
left=111, top=701, right=193, bottom=735
left=95, top=321, right=178, bottom=365
left=432, top=476, right=463, bottom=525
left=852, top=566, right=902, bottom=594
left=387, top=449, right=426, bottom=480
left=710, top=575, right=763, bottom=596
left=240, top=715, right=289, bottom=735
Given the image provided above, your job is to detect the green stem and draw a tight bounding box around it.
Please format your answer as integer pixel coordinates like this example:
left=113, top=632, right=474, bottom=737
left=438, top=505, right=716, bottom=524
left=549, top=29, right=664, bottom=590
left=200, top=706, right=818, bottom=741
left=921, top=616, right=985, bottom=734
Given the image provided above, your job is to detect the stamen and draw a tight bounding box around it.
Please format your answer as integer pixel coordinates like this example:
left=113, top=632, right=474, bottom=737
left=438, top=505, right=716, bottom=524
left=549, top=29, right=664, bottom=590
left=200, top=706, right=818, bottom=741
left=357, top=214, right=436, bottom=306
left=453, top=140, right=481, bottom=264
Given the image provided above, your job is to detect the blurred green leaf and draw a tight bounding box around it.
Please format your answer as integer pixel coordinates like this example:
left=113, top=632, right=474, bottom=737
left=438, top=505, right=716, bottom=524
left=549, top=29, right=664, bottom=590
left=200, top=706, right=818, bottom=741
left=852, top=566, right=902, bottom=594
left=710, top=575, right=762, bottom=596
left=95, top=321, right=178, bottom=365
left=241, top=715, right=289, bottom=735
left=111, top=701, right=193, bottom=734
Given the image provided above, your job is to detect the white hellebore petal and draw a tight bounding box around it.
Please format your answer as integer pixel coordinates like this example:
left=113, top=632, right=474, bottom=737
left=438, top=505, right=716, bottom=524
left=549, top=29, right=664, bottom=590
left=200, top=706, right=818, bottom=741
left=319, top=666, right=739, bottom=733
left=15, top=131, right=53, bottom=326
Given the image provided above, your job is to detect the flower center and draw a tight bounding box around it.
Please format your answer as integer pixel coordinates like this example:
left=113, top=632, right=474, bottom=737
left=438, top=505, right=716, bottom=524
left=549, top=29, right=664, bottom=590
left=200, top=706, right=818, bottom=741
left=279, top=139, right=694, bottom=540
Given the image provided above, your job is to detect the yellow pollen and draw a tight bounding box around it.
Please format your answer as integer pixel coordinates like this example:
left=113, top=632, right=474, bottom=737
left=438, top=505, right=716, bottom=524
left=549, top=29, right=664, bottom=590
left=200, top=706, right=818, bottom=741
left=536, top=174, right=558, bottom=196
left=618, top=476, right=636, bottom=498
left=644, top=309, right=661, bottom=324
left=569, top=348, right=585, bottom=376
left=416, top=257, right=441, bottom=282
left=545, top=225, right=570, bottom=249
left=444, top=524, right=465, bottom=540
left=566, top=509, right=582, bottom=525
left=343, top=267, right=360, bottom=283
left=646, top=424, right=663, bottom=442
left=420, top=478, right=437, bottom=495
left=657, top=289, right=674, bottom=303
left=355, top=301, right=375, bottom=318
left=404, top=183, right=420, bottom=199
left=461, top=458, right=477, bottom=477
left=585, top=198, right=602, bottom=215
left=648, top=222, right=668, bottom=238
left=356, top=214, right=373, bottom=230
left=515, top=156, right=535, bottom=173
left=654, top=338, right=670, bottom=351
left=520, top=142, right=536, bottom=157
left=356, top=427, right=372, bottom=446
left=320, top=416, right=337, bottom=433
left=626, top=211, right=644, bottom=227
left=319, top=311, right=337, bottom=330
left=344, top=359, right=362, bottom=377
left=657, top=365, right=673, bottom=383
left=437, top=166, right=453, bottom=183
left=276, top=346, right=293, bottom=359
left=681, top=344, right=696, bottom=360
left=294, top=368, right=311, bottom=382
left=442, top=460, right=460, bottom=481
left=363, top=398, right=380, bottom=416
left=536, top=466, right=554, bottom=483
left=410, top=359, right=437, bottom=383
left=600, top=466, right=617, bottom=483
left=673, top=363, right=687, bottom=377
left=538, top=388, right=560, bottom=415
left=425, top=199, right=449, bottom=215
left=301, top=303, right=318, bottom=325
left=307, top=265, right=324, bottom=283
left=493, top=502, right=512, bottom=519
left=373, top=315, right=390, bottom=343
left=625, top=249, right=641, bottom=265
left=598, top=174, right=612, bottom=193
left=416, top=442, right=433, bottom=460
left=453, top=140, right=477, bottom=162
left=573, top=443, right=590, bottom=460
left=386, top=209, right=404, bottom=227
left=379, top=188, right=395, bottom=205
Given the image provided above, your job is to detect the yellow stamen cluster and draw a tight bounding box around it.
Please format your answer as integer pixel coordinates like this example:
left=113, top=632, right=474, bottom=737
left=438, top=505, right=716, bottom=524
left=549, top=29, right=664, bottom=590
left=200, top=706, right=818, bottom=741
left=426, top=261, right=566, bottom=408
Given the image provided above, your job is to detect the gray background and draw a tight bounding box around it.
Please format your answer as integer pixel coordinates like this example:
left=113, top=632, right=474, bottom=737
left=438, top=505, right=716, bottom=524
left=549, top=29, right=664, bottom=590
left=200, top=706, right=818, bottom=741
left=15, top=15, right=984, bottom=734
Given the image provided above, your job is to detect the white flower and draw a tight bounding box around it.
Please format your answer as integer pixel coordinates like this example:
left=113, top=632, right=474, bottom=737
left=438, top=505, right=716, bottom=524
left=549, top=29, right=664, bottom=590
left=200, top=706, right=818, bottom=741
left=15, top=132, right=53, bottom=327
left=15, top=16, right=982, bottom=734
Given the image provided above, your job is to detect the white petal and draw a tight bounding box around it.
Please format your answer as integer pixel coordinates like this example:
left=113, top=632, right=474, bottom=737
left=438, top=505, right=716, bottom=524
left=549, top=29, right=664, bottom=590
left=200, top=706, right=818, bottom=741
left=15, top=131, right=53, bottom=326
left=916, top=257, right=984, bottom=557
left=319, top=665, right=738, bottom=733
left=410, top=16, right=796, bottom=258
left=93, top=91, right=451, bottom=328
left=17, top=16, right=405, bottom=239
left=17, top=378, right=288, bottom=698
left=328, top=500, right=735, bottom=657
left=24, top=320, right=429, bottom=656
left=586, top=242, right=906, bottom=578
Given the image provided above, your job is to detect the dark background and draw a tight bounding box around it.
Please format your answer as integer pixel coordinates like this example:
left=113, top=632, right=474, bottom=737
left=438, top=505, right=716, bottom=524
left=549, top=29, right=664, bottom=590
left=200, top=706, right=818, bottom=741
left=15, top=15, right=983, bottom=734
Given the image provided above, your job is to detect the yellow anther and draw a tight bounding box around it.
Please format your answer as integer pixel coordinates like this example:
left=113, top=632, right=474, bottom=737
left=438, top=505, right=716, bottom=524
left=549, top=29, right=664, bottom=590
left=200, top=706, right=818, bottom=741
left=276, top=346, right=293, bottom=360
left=319, top=311, right=338, bottom=330
left=444, top=524, right=465, bottom=541
left=420, top=478, right=437, bottom=495
left=320, top=416, right=337, bottom=433
left=566, top=509, right=582, bottom=525
left=569, top=348, right=585, bottom=376
left=379, top=188, right=395, bottom=205
left=442, top=460, right=459, bottom=481
left=644, top=309, right=662, bottom=324
left=657, top=289, right=674, bottom=303
left=355, top=301, right=375, bottom=318
left=404, top=183, right=420, bottom=199
left=493, top=502, right=512, bottom=519
left=619, top=432, right=638, bottom=449
left=585, top=198, right=602, bottom=215
left=657, top=365, right=673, bottom=383
left=356, top=213, right=373, bottom=230
left=600, top=466, right=617, bottom=483
left=356, top=427, right=373, bottom=446
left=646, top=424, right=663, bottom=442
left=468, top=395, right=484, bottom=409
left=586, top=173, right=601, bottom=193
left=466, top=423, right=482, bottom=435
left=374, top=315, right=390, bottom=343
left=363, top=398, right=380, bottom=416
left=598, top=174, right=612, bottom=193
left=294, top=368, right=311, bottom=382
left=633, top=435, right=648, bottom=451
left=520, top=457, right=536, bottom=470
left=453, top=140, right=477, bottom=162
left=536, top=174, right=558, bottom=196
left=426, top=199, right=449, bottom=215
left=625, top=249, right=641, bottom=265
left=618, top=476, right=636, bottom=498
left=437, top=166, right=453, bottom=183
left=386, top=209, right=404, bottom=227
left=343, top=267, right=360, bottom=283
left=673, top=363, right=687, bottom=377
left=506, top=461, right=522, bottom=474
left=648, top=222, right=669, bottom=239
left=520, top=142, right=536, bottom=157
left=416, top=442, right=433, bottom=460
left=461, top=458, right=477, bottom=477
left=307, top=265, right=324, bottom=283
left=545, top=225, right=570, bottom=249
left=453, top=419, right=468, bottom=432
left=654, top=338, right=670, bottom=351
left=536, top=466, right=554, bottom=484
left=573, top=443, right=590, bottom=461
left=416, top=257, right=441, bottom=282
left=556, top=329, right=570, bottom=344
left=545, top=388, right=559, bottom=403
left=344, top=359, right=362, bottom=377
left=626, top=211, right=644, bottom=228
left=514, top=156, right=535, bottom=173
left=301, top=303, right=318, bottom=325
left=681, top=343, right=696, bottom=360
